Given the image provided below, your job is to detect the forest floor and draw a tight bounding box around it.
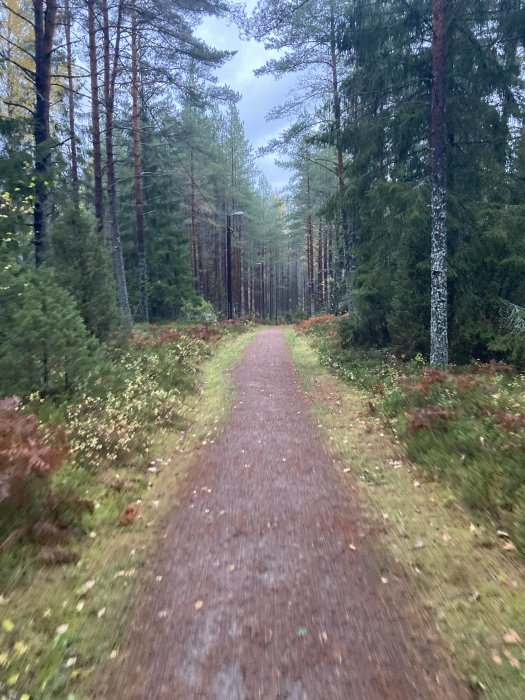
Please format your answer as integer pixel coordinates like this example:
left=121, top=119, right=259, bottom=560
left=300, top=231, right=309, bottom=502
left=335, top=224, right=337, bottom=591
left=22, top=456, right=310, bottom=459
left=3, top=326, right=523, bottom=699
left=99, top=327, right=472, bottom=699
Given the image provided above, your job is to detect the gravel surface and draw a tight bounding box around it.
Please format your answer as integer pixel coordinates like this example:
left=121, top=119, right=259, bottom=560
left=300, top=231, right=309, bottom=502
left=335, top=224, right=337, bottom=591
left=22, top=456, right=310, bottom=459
left=105, top=328, right=467, bottom=699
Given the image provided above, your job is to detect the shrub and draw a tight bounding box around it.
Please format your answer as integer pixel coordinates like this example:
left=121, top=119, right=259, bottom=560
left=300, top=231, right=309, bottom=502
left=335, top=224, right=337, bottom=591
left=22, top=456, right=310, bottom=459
left=0, top=265, right=103, bottom=397
left=0, top=397, right=68, bottom=545
left=65, top=328, right=206, bottom=469
left=50, top=206, right=123, bottom=342
left=181, top=296, right=217, bottom=323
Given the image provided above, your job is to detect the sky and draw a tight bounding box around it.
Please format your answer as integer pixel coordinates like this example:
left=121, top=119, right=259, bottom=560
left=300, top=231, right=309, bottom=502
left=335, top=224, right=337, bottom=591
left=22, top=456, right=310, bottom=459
left=196, top=3, right=296, bottom=192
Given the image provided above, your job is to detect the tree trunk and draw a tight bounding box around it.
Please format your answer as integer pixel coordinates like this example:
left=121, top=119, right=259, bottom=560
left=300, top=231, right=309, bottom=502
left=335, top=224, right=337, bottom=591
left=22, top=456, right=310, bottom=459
left=102, top=0, right=131, bottom=325
left=87, top=0, right=104, bottom=238
left=64, top=0, right=78, bottom=197
left=33, top=0, right=57, bottom=266
left=430, top=0, right=448, bottom=366
left=131, top=8, right=148, bottom=322
left=306, top=165, right=315, bottom=316
left=329, top=4, right=352, bottom=307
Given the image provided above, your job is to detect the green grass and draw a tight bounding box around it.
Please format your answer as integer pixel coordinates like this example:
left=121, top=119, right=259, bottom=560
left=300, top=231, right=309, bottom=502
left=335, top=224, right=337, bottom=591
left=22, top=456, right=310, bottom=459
left=0, top=325, right=256, bottom=700
left=288, top=325, right=525, bottom=698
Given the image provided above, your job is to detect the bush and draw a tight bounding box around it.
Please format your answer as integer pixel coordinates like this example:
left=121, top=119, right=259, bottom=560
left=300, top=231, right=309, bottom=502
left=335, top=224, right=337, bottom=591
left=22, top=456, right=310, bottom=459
left=65, top=327, right=207, bottom=470
left=180, top=296, right=217, bottom=323
left=0, top=265, right=104, bottom=397
left=0, top=397, right=68, bottom=544
left=50, top=206, right=123, bottom=343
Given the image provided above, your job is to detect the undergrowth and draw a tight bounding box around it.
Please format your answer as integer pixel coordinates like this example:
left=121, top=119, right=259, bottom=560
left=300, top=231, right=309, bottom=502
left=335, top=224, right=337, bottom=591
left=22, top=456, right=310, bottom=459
left=300, top=316, right=525, bottom=554
left=0, top=320, right=255, bottom=699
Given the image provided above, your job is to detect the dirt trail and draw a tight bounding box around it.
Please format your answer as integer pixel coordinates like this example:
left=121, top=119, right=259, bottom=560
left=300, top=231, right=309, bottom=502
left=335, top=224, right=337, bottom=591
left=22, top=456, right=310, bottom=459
left=106, top=328, right=467, bottom=699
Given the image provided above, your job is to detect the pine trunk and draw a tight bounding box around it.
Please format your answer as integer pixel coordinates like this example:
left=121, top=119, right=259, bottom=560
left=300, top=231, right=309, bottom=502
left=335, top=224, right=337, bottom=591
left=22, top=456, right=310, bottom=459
left=64, top=0, right=78, bottom=196
left=131, top=9, right=148, bottom=323
left=87, top=0, right=104, bottom=237
left=33, top=0, right=57, bottom=266
left=430, top=0, right=448, bottom=366
left=102, top=0, right=131, bottom=324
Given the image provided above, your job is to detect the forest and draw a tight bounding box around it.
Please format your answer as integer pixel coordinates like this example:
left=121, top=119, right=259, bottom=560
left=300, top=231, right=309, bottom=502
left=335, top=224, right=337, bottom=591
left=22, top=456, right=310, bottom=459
left=1, top=0, right=525, bottom=386
left=1, top=1, right=525, bottom=697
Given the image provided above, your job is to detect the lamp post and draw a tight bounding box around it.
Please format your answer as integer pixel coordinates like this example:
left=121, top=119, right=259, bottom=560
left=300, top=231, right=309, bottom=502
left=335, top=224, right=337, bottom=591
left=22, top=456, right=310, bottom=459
left=226, top=211, right=243, bottom=320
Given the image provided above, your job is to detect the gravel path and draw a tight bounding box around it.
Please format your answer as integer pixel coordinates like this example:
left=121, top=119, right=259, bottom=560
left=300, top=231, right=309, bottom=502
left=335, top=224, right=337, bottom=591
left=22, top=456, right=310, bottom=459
left=106, top=328, right=467, bottom=699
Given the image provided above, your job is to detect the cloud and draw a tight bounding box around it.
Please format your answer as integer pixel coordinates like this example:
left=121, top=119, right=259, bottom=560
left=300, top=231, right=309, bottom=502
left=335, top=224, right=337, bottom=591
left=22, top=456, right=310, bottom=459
left=196, top=10, right=295, bottom=191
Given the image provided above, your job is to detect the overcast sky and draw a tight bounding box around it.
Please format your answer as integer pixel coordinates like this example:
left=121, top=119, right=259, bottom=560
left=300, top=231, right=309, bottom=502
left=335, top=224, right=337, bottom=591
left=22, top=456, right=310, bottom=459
left=196, top=3, right=296, bottom=191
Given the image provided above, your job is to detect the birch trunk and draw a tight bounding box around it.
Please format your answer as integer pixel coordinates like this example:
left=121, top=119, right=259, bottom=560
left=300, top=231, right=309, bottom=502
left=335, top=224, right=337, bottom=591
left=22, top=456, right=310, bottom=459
left=430, top=0, right=448, bottom=366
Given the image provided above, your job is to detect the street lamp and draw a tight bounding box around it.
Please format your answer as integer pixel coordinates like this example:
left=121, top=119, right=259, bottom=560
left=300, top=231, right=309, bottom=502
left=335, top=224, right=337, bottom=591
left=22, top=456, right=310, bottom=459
left=226, top=211, right=243, bottom=320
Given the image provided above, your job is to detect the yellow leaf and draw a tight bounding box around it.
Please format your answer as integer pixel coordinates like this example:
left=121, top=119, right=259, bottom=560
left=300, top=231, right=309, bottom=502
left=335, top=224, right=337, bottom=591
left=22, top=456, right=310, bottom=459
left=2, top=620, right=14, bottom=632
left=7, top=673, right=18, bottom=686
left=20, top=694, right=31, bottom=700
left=195, top=600, right=203, bottom=610
left=0, top=652, right=8, bottom=666
left=503, top=629, right=522, bottom=645
left=13, top=641, right=28, bottom=657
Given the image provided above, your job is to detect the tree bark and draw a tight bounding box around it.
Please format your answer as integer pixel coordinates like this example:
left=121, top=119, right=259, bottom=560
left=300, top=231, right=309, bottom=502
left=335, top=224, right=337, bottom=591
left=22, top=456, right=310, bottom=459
left=64, top=0, right=78, bottom=197
left=131, top=8, right=148, bottom=322
left=102, top=0, right=131, bottom=324
left=87, top=0, right=104, bottom=237
left=33, top=0, right=57, bottom=266
left=430, top=0, right=448, bottom=366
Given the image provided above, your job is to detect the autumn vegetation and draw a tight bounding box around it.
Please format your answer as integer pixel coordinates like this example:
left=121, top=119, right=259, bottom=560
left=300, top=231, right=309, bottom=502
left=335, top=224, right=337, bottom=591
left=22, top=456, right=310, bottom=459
left=300, top=316, right=525, bottom=557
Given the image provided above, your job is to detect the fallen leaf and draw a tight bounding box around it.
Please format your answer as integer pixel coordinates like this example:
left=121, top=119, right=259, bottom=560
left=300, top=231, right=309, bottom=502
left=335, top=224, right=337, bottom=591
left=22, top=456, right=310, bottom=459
left=97, top=607, right=106, bottom=619
left=503, top=629, right=522, bottom=645
left=79, top=580, right=95, bottom=596
left=497, top=529, right=510, bottom=538
left=56, top=624, right=69, bottom=635
left=2, top=619, right=14, bottom=632
left=381, top=576, right=388, bottom=584
left=7, top=673, right=18, bottom=686
left=20, top=694, right=31, bottom=700
left=110, top=649, right=119, bottom=659
left=76, top=602, right=84, bottom=612
left=503, top=648, right=520, bottom=668
left=195, top=600, right=204, bottom=610
left=413, top=480, right=421, bottom=488
left=120, top=504, right=140, bottom=525
left=228, top=564, right=236, bottom=572
left=66, top=656, right=77, bottom=668
left=0, top=652, right=8, bottom=666
left=13, top=641, right=28, bottom=657
left=414, top=539, right=425, bottom=549
left=503, top=541, right=517, bottom=551
left=491, top=651, right=502, bottom=665
left=442, top=533, right=451, bottom=543
left=348, top=543, right=357, bottom=551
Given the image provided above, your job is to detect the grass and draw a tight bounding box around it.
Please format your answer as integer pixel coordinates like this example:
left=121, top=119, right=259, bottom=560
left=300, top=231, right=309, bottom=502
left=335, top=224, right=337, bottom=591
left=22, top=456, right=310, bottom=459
left=287, top=327, right=525, bottom=699
left=0, top=326, right=255, bottom=700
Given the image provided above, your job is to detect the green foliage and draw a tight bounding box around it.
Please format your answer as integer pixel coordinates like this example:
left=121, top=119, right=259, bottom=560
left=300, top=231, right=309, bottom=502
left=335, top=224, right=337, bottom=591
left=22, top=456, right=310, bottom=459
left=181, top=295, right=217, bottom=322
left=65, top=326, right=208, bottom=469
left=304, top=317, right=525, bottom=555
left=49, top=206, right=122, bottom=343
left=0, top=266, right=103, bottom=398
